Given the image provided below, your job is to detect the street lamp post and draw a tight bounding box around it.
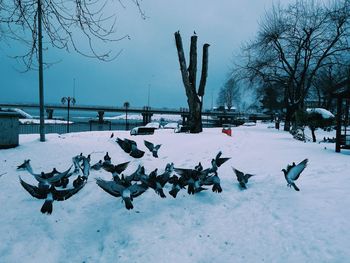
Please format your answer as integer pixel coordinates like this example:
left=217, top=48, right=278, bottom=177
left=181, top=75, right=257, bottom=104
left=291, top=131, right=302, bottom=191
left=124, top=101, right=130, bottom=130
left=61, top=96, right=76, bottom=133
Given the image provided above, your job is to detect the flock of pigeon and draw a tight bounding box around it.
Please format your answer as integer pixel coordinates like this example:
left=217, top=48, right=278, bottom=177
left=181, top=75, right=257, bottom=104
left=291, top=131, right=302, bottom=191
left=17, top=135, right=309, bottom=214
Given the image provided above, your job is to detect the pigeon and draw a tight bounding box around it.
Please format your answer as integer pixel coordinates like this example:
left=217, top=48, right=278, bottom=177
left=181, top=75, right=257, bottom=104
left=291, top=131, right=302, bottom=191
left=282, top=159, right=308, bottom=191
left=116, top=138, right=134, bottom=153
left=125, top=165, right=146, bottom=182
left=201, top=173, right=222, bottom=193
left=96, top=178, right=148, bottom=210
left=168, top=175, right=185, bottom=198
left=91, top=160, right=103, bottom=171
left=51, top=168, right=71, bottom=188
left=73, top=156, right=90, bottom=188
left=156, top=163, right=174, bottom=187
left=129, top=143, right=145, bottom=159
left=19, top=177, right=85, bottom=214
left=72, top=153, right=84, bottom=174
left=17, top=159, right=31, bottom=170
left=102, top=161, right=130, bottom=182
left=144, top=140, right=162, bottom=158
left=29, top=165, right=73, bottom=190
left=194, top=162, right=203, bottom=172
left=110, top=133, right=114, bottom=138
left=142, top=169, right=166, bottom=198
left=174, top=168, right=207, bottom=195
left=103, top=152, right=111, bottom=163
left=232, top=167, right=254, bottom=189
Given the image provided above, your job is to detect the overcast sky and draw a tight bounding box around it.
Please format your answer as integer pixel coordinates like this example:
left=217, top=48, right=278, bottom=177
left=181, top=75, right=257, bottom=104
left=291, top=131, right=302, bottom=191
left=0, top=0, right=293, bottom=109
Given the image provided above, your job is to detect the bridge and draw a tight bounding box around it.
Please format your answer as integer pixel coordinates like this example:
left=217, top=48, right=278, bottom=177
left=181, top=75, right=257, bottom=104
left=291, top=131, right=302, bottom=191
left=0, top=102, right=248, bottom=125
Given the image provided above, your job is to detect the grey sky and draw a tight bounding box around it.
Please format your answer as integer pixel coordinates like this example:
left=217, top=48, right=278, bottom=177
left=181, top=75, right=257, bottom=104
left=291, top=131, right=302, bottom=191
left=0, top=0, right=291, bottom=109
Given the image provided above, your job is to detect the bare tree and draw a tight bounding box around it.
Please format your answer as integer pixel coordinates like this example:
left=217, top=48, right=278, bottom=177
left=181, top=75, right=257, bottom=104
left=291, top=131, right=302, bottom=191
left=216, top=77, right=237, bottom=110
left=239, top=0, right=350, bottom=131
left=174, top=31, right=209, bottom=133
left=0, top=0, right=144, bottom=141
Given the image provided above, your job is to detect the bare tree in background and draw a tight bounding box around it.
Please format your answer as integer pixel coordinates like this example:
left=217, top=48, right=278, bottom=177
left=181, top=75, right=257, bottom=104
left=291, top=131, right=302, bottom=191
left=0, top=0, right=144, bottom=141
left=174, top=31, right=209, bottom=133
left=216, top=77, right=237, bottom=110
left=238, top=0, right=350, bottom=131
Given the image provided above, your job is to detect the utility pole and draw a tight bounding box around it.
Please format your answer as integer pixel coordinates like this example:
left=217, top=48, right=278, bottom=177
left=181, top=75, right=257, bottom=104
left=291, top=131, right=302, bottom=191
left=38, top=0, right=45, bottom=141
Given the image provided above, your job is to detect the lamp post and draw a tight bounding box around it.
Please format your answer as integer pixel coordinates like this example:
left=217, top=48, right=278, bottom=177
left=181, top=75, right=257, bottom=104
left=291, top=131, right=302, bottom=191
left=61, top=96, right=76, bottom=133
left=124, top=101, right=130, bottom=130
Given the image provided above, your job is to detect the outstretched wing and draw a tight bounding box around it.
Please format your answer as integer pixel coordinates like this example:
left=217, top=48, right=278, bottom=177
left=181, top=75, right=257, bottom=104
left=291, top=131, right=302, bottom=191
left=216, top=157, right=230, bottom=167
left=144, top=140, right=154, bottom=152
left=288, top=159, right=308, bottom=181
left=19, top=177, right=47, bottom=199
left=129, top=183, right=148, bottom=198
left=232, top=167, right=244, bottom=181
left=114, top=161, right=130, bottom=174
left=52, top=183, right=85, bottom=201
left=96, top=178, right=124, bottom=197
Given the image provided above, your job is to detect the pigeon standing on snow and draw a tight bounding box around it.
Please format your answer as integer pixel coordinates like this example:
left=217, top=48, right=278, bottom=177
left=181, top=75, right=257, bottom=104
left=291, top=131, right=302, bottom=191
left=19, top=177, right=85, bottom=214
left=232, top=167, right=254, bottom=189
left=282, top=159, right=308, bottom=191
left=144, top=140, right=162, bottom=158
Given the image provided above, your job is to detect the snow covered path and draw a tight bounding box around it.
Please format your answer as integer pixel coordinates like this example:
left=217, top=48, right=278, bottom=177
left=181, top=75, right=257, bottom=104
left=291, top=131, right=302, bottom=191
left=0, top=124, right=349, bottom=263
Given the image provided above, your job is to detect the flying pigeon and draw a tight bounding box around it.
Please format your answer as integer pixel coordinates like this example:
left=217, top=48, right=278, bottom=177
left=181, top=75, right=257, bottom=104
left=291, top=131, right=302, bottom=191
left=17, top=159, right=31, bottom=170
left=29, top=165, right=73, bottom=190
left=129, top=143, right=145, bottom=159
left=142, top=169, right=166, bottom=198
left=72, top=153, right=84, bottom=174
left=116, top=138, right=135, bottom=153
left=19, top=177, right=85, bottom=214
left=96, top=178, right=148, bottom=210
left=156, top=163, right=174, bottom=187
left=102, top=161, right=130, bottom=181
left=144, top=140, right=162, bottom=158
left=174, top=167, right=207, bottom=195
left=168, top=175, right=185, bottom=198
left=125, top=165, right=146, bottom=182
left=232, top=167, right=254, bottom=189
left=282, top=159, right=308, bottom=191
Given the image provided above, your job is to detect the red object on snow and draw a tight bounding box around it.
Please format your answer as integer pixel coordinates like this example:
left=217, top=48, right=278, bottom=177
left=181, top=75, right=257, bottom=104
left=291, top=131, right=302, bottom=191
left=222, top=127, right=232, bottom=136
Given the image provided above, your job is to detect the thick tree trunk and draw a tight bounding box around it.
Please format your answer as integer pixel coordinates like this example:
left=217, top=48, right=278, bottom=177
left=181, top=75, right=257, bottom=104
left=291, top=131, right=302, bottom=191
left=174, top=31, right=209, bottom=133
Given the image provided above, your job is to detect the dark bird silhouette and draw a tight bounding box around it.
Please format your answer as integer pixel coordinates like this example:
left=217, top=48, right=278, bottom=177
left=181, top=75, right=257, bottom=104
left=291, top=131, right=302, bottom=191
left=201, top=173, right=222, bottom=193
left=142, top=169, right=167, bottom=198
left=110, top=133, right=114, bottom=138
left=282, top=159, right=308, bottom=191
left=19, top=177, right=85, bottom=214
left=116, top=138, right=135, bottom=153
left=102, top=161, right=130, bottom=182
left=174, top=167, right=207, bottom=195
left=194, top=30, right=196, bottom=35
left=103, top=152, right=111, bottom=163
left=168, top=175, right=185, bottom=198
left=156, top=163, right=174, bottom=187
left=232, top=167, right=254, bottom=189
left=144, top=140, right=162, bottom=158
left=129, top=143, right=145, bottom=159
left=17, top=159, right=31, bottom=170
left=91, top=160, right=103, bottom=171
left=96, top=178, right=148, bottom=210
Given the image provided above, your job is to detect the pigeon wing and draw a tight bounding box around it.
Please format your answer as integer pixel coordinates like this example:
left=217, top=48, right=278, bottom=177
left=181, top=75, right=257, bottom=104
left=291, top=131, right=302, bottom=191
left=47, top=165, right=73, bottom=183
left=216, top=157, right=230, bottom=167
left=19, top=177, right=47, bottom=199
left=52, top=184, right=85, bottom=201
left=288, top=159, right=308, bottom=181
left=114, top=161, right=130, bottom=174
left=232, top=167, right=244, bottom=181
left=144, top=140, right=154, bottom=152
left=129, top=183, right=148, bottom=198
left=96, top=178, right=124, bottom=197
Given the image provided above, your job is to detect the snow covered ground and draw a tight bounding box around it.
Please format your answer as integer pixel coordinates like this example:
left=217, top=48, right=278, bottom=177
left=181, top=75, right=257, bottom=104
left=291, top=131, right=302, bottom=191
left=0, top=123, right=349, bottom=263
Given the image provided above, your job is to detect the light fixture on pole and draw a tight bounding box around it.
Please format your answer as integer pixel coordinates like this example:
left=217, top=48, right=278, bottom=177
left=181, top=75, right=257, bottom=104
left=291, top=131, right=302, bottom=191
left=61, top=96, right=76, bottom=133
